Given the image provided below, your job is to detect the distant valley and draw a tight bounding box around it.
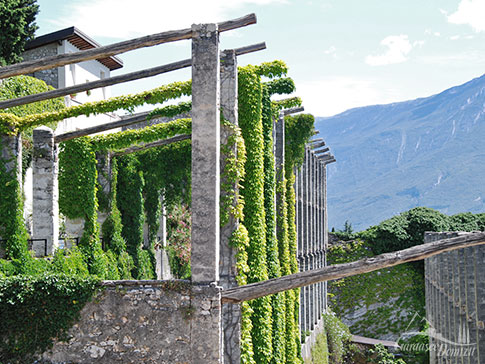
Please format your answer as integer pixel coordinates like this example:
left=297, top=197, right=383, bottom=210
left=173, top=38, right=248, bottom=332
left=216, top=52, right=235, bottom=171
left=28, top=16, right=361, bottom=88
left=315, top=74, right=485, bottom=231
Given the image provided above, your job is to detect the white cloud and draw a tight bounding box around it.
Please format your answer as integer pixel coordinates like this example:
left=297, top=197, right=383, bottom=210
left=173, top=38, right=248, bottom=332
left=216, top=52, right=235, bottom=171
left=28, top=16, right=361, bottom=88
left=450, top=35, right=461, bottom=40
left=324, top=46, right=336, bottom=55
left=296, top=77, right=398, bottom=117
left=365, top=35, right=413, bottom=66
left=51, top=0, right=287, bottom=39
left=448, top=0, right=485, bottom=32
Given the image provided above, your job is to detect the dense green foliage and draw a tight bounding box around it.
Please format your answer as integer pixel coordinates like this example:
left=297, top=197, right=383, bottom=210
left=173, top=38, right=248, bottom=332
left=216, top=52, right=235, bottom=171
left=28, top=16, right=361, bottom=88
left=238, top=64, right=273, bottom=364
left=369, top=344, right=406, bottom=364
left=0, top=80, right=191, bottom=133
left=237, top=61, right=314, bottom=364
left=0, top=0, right=38, bottom=66
left=323, top=312, right=352, bottom=364
left=0, top=274, right=99, bottom=362
left=360, top=206, right=485, bottom=255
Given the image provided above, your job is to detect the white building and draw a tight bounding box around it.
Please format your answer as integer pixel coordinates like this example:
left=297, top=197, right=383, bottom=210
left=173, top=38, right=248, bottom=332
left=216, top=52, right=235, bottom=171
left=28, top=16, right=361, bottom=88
left=23, top=26, right=123, bottom=133
left=22, top=27, right=124, bottom=240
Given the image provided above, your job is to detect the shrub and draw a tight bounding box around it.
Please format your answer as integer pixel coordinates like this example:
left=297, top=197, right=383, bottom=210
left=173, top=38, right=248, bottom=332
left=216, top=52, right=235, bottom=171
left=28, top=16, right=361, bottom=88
left=51, top=247, right=89, bottom=277
left=323, top=312, right=351, bottom=364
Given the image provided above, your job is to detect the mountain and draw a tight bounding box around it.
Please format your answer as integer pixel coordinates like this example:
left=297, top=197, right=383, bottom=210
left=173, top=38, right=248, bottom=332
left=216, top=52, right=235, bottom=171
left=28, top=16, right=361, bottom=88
left=315, top=74, right=485, bottom=231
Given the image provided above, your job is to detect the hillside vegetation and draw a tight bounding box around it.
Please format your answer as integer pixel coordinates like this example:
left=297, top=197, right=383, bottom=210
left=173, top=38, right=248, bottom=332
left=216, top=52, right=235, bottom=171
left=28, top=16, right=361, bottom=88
left=328, top=207, right=485, bottom=362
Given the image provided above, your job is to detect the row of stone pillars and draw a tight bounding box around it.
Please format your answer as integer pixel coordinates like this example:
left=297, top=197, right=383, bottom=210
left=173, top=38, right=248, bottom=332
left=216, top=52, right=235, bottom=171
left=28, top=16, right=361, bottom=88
left=425, top=232, right=485, bottom=364
left=296, top=144, right=330, bottom=344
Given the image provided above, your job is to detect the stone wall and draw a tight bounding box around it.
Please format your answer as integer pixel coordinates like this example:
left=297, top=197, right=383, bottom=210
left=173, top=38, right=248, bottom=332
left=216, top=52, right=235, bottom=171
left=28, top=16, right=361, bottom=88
left=40, top=282, right=222, bottom=364
left=23, top=43, right=59, bottom=88
left=425, top=232, right=485, bottom=364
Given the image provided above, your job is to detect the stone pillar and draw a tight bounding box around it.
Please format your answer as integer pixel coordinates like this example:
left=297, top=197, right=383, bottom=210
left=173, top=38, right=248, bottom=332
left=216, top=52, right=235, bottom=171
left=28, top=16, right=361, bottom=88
left=322, top=163, right=328, bottom=311
left=219, top=49, right=241, bottom=364
left=32, top=126, right=59, bottom=256
left=1, top=131, right=22, bottom=185
left=0, top=131, right=23, bottom=258
left=155, top=195, right=172, bottom=280
left=303, top=146, right=310, bottom=334
left=190, top=23, right=221, bottom=284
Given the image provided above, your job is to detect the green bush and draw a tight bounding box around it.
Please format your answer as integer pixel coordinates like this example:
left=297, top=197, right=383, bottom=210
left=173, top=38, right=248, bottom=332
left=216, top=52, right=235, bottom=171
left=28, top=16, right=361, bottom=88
left=448, top=212, right=479, bottom=231
left=136, top=249, right=155, bottom=280
left=51, top=247, right=89, bottom=277
left=311, top=329, right=329, bottom=364
left=369, top=344, right=406, bottom=364
left=0, top=274, right=99, bottom=363
left=117, top=251, right=135, bottom=279
left=323, top=312, right=351, bottom=364
left=364, top=207, right=449, bottom=255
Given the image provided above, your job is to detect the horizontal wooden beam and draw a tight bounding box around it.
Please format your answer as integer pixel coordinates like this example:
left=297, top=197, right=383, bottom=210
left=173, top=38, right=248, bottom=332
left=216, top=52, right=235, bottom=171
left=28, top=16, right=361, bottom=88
left=221, top=231, right=485, bottom=303
left=0, top=41, right=266, bottom=110
left=54, top=111, right=151, bottom=142
left=314, top=147, right=330, bottom=154
left=0, top=13, right=257, bottom=80
left=112, top=134, right=190, bottom=156
left=0, top=59, right=192, bottom=110
left=321, top=158, right=336, bottom=165
left=311, top=141, right=326, bottom=149
left=282, top=106, right=304, bottom=116
left=232, top=42, right=266, bottom=56
left=309, top=138, right=324, bottom=144
left=317, top=153, right=334, bottom=161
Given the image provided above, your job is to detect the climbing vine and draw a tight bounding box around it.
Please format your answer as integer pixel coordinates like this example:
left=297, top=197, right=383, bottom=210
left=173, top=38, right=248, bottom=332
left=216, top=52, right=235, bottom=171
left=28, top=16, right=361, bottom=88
left=0, top=80, right=192, bottom=133
left=238, top=64, right=273, bottom=364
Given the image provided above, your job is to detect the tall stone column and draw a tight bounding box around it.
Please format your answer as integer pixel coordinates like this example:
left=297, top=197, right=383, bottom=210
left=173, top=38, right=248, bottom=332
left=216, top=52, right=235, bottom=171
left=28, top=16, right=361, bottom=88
left=219, top=49, right=241, bottom=364
left=190, top=23, right=221, bottom=284
left=32, top=126, right=59, bottom=256
left=155, top=194, right=172, bottom=280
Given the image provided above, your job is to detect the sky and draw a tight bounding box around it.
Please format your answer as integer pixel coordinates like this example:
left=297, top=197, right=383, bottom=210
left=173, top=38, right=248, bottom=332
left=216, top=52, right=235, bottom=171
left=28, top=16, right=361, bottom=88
left=34, top=0, right=485, bottom=117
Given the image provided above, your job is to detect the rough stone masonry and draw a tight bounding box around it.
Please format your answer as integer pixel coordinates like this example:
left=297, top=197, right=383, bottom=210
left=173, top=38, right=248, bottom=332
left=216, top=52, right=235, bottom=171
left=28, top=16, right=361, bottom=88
left=40, top=282, right=222, bottom=364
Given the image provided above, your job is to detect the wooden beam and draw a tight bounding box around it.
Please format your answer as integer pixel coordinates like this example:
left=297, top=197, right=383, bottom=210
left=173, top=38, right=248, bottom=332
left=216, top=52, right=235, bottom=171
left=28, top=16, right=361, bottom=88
left=0, top=41, right=266, bottom=110
left=54, top=111, right=151, bottom=142
left=322, top=159, right=336, bottom=165
left=314, top=147, right=330, bottom=155
left=317, top=153, right=334, bottom=161
left=310, top=141, right=326, bottom=149
left=0, top=13, right=257, bottom=80
left=0, top=59, right=191, bottom=110
left=221, top=232, right=485, bottom=303
left=112, top=134, right=190, bottom=156
left=282, top=106, right=304, bottom=116
left=309, top=138, right=324, bottom=144
left=232, top=42, right=266, bottom=56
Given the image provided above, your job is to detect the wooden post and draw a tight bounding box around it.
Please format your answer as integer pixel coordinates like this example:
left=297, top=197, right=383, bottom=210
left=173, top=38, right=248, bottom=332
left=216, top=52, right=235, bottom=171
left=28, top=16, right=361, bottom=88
left=32, top=127, right=59, bottom=256
left=190, top=23, right=221, bottom=284
left=219, top=48, right=241, bottom=364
